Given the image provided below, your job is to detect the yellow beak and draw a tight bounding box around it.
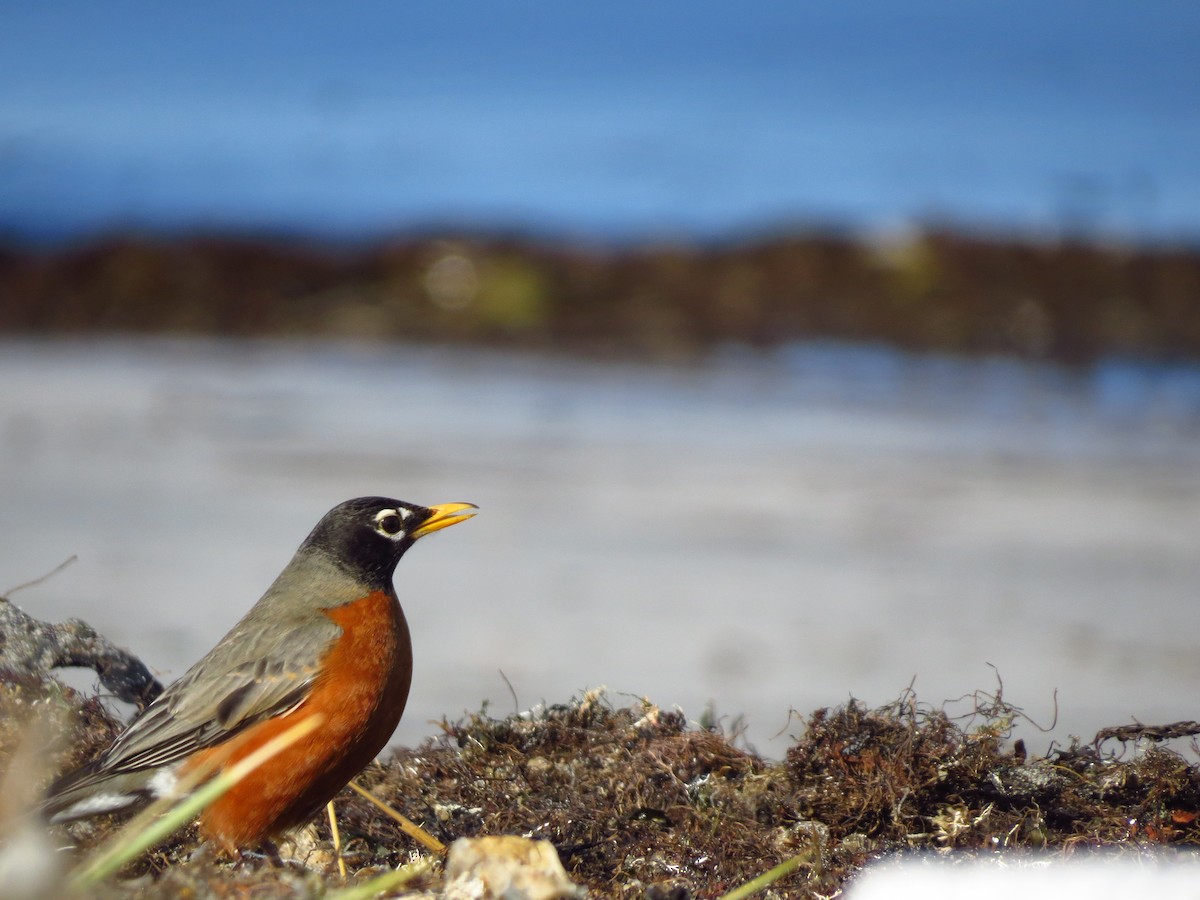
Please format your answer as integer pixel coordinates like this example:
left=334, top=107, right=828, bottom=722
left=411, top=502, right=478, bottom=539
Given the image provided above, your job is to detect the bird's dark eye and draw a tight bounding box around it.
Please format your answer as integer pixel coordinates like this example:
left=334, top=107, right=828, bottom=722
left=377, top=513, right=404, bottom=536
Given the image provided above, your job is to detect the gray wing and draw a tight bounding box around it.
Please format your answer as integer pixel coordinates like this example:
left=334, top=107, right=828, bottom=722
left=44, top=551, right=364, bottom=818
left=60, top=614, right=340, bottom=788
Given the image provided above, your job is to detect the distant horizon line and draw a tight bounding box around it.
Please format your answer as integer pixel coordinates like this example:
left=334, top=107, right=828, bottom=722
left=4, top=212, right=1198, bottom=253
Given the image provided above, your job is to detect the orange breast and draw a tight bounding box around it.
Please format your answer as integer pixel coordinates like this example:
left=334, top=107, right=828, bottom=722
left=188, top=590, right=412, bottom=852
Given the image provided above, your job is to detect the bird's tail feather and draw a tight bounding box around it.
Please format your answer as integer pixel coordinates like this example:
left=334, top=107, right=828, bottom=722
left=42, top=763, right=171, bottom=824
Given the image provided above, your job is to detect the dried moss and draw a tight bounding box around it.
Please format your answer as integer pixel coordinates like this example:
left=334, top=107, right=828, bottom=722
left=4, top=675, right=1200, bottom=898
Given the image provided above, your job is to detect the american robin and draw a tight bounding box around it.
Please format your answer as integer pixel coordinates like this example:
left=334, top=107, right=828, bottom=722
left=43, top=496, right=476, bottom=853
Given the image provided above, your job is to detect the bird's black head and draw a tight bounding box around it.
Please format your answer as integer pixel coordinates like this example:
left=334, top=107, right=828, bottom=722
left=302, top=496, right=477, bottom=589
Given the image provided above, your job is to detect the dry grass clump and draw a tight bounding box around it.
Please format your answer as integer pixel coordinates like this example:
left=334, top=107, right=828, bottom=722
left=353, top=693, right=800, bottom=897
left=787, top=695, right=1200, bottom=856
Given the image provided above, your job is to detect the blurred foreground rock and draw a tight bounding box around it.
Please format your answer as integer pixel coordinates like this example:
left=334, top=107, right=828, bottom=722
left=443, top=836, right=583, bottom=900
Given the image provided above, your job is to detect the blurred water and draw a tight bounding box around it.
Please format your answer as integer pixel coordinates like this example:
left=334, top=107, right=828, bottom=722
left=1, top=2, right=1198, bottom=242
left=2, top=337, right=1199, bottom=756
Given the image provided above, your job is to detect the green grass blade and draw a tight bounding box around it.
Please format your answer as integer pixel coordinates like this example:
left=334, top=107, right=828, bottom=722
left=716, top=847, right=817, bottom=900
left=322, top=855, right=432, bottom=900
left=68, top=713, right=323, bottom=889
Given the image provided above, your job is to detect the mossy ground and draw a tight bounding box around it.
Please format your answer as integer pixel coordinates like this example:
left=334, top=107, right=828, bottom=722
left=4, top=674, right=1200, bottom=898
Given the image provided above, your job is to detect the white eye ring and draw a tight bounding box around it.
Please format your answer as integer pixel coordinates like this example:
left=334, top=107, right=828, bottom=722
left=374, top=509, right=408, bottom=538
